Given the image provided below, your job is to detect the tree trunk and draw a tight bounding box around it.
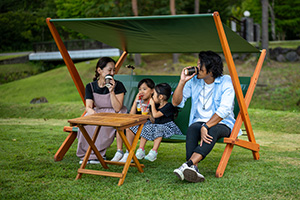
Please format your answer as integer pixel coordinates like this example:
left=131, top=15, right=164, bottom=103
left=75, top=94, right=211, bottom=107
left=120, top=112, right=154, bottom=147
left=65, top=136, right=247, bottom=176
left=261, top=0, right=269, bottom=58
left=268, top=0, right=276, bottom=41
left=170, top=0, right=176, bottom=15
left=170, top=0, right=179, bottom=63
left=194, top=0, right=199, bottom=14
left=131, top=0, right=141, bottom=66
left=132, top=0, right=138, bottom=16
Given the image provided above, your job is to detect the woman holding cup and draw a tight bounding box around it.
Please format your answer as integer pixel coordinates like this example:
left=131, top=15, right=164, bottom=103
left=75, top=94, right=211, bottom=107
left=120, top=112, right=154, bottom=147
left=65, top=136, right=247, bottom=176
left=76, top=57, right=127, bottom=164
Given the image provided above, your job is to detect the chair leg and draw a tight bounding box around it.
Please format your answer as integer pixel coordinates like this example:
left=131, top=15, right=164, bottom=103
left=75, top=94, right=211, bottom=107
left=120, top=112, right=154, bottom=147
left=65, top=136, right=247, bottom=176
left=54, top=131, right=77, bottom=161
left=252, top=150, right=260, bottom=160
left=216, top=143, right=234, bottom=178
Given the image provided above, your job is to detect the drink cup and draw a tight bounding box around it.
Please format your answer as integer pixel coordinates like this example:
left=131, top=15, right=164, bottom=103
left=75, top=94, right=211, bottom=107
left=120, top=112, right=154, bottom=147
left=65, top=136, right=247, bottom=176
left=141, top=103, right=149, bottom=115
left=136, top=95, right=143, bottom=112
left=184, top=66, right=199, bottom=76
left=136, top=100, right=141, bottom=112
left=105, top=75, right=113, bottom=88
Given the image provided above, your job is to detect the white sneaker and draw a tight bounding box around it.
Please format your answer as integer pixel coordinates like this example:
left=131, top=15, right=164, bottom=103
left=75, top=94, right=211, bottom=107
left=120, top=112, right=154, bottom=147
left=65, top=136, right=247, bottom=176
left=89, top=159, right=101, bottom=164
left=173, top=163, right=188, bottom=181
left=111, top=150, right=123, bottom=162
left=135, top=148, right=145, bottom=160
left=119, top=152, right=129, bottom=162
left=79, top=160, right=90, bottom=164
left=144, top=150, right=158, bottom=162
left=183, top=165, right=205, bottom=183
left=79, top=159, right=100, bottom=164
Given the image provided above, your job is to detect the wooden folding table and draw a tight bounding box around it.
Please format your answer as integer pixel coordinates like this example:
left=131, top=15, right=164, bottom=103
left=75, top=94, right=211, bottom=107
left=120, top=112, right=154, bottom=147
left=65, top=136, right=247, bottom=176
left=68, top=112, right=148, bottom=186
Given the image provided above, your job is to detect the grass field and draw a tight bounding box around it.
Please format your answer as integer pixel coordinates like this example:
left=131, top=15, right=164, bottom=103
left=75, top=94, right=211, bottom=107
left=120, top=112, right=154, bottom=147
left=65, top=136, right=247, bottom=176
left=269, top=40, right=300, bottom=49
left=0, top=109, right=299, bottom=199
left=0, top=54, right=28, bottom=61
left=0, top=43, right=299, bottom=199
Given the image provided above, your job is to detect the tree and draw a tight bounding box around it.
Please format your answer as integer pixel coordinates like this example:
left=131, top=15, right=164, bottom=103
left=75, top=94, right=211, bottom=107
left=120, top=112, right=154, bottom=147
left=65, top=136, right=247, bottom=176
left=194, top=0, right=199, bottom=14
left=170, top=0, right=179, bottom=64
left=238, top=0, right=300, bottom=41
left=132, top=0, right=138, bottom=16
left=131, top=0, right=141, bottom=66
left=268, top=0, right=276, bottom=40
left=274, top=0, right=300, bottom=40
left=261, top=0, right=269, bottom=57
left=0, top=0, right=57, bottom=52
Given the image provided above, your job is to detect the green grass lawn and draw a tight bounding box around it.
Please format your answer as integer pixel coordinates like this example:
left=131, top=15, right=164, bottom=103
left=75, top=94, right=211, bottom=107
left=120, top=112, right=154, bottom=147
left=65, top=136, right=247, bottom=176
left=0, top=109, right=299, bottom=199
left=269, top=40, right=300, bottom=49
left=0, top=54, right=28, bottom=61
left=0, top=62, right=41, bottom=84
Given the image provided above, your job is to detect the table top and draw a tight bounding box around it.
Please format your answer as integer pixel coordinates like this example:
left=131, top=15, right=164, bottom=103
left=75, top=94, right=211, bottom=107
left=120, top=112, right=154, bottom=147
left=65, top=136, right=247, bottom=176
left=68, top=113, right=148, bottom=128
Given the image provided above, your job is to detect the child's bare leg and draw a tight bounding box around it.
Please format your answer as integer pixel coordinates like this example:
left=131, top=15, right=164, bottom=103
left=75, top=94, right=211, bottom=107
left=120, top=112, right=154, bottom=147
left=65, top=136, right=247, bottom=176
left=116, top=133, right=123, bottom=151
left=125, top=128, right=135, bottom=147
left=139, top=137, right=147, bottom=149
left=152, top=137, right=162, bottom=151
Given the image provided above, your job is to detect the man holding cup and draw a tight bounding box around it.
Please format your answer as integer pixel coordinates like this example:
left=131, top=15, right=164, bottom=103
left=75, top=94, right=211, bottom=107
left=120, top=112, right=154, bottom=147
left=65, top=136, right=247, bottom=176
left=172, top=51, right=240, bottom=183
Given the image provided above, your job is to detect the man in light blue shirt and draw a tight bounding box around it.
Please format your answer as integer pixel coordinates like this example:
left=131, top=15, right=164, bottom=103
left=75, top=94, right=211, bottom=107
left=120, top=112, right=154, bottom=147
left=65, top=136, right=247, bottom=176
left=173, top=51, right=239, bottom=183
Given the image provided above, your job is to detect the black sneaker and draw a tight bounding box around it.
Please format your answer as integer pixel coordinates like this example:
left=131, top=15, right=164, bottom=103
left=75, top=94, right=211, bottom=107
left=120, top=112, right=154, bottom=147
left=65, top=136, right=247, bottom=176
left=183, top=165, right=205, bottom=183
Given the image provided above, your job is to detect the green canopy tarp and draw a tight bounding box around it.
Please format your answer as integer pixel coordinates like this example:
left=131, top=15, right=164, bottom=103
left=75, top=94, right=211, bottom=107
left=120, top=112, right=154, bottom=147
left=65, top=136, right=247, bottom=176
left=50, top=14, right=259, bottom=53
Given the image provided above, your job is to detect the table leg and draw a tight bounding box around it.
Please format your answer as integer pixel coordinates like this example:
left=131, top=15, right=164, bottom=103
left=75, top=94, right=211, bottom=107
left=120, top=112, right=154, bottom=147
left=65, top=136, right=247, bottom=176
left=117, top=124, right=144, bottom=186
left=76, top=125, right=108, bottom=180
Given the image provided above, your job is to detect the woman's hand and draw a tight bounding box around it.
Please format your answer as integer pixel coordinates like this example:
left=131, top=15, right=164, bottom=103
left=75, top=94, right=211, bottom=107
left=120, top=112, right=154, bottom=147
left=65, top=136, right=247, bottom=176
left=108, top=78, right=116, bottom=93
left=87, top=108, right=96, bottom=115
left=200, top=126, right=213, bottom=146
left=86, top=99, right=96, bottom=115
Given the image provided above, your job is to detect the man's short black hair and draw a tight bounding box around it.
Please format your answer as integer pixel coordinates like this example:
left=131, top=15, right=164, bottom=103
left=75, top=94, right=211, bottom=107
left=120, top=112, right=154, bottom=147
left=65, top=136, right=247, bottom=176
left=198, top=51, right=223, bottom=78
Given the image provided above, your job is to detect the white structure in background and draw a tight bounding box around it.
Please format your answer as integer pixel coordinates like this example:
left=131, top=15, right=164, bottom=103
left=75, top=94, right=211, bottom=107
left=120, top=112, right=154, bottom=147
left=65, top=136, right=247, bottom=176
left=29, top=48, right=120, bottom=61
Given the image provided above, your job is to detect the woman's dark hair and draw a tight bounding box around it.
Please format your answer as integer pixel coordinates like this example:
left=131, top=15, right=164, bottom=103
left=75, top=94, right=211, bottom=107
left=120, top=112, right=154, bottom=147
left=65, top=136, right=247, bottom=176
left=198, top=51, right=223, bottom=78
left=93, top=57, right=116, bottom=81
left=138, top=78, right=155, bottom=89
left=154, top=83, right=172, bottom=101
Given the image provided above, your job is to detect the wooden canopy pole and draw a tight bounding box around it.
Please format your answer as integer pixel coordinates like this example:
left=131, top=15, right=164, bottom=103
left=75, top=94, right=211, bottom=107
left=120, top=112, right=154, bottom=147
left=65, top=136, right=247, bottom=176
left=216, top=49, right=266, bottom=177
left=213, top=12, right=259, bottom=160
left=230, top=49, right=266, bottom=140
left=46, top=18, right=85, bottom=105
left=115, top=51, right=128, bottom=74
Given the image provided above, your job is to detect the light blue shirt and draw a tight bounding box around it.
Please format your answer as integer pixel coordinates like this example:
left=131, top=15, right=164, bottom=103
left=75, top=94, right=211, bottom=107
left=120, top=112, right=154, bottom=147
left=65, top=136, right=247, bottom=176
left=177, top=75, right=242, bottom=136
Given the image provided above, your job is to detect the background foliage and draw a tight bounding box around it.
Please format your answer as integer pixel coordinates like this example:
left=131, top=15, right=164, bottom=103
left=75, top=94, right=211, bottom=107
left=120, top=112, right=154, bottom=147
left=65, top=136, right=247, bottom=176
left=1, top=0, right=299, bottom=52
left=231, top=0, right=300, bottom=40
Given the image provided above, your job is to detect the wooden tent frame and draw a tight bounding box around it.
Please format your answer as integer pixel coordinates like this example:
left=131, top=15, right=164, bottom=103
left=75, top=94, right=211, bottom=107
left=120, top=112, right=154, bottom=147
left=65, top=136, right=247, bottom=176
left=46, top=11, right=266, bottom=178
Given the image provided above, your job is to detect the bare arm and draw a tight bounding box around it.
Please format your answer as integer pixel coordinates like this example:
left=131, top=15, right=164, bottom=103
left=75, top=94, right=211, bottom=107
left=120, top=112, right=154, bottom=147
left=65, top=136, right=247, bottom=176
left=108, top=78, right=124, bottom=113
left=110, top=92, right=124, bottom=113
left=85, top=99, right=96, bottom=115
left=149, top=98, right=164, bottom=118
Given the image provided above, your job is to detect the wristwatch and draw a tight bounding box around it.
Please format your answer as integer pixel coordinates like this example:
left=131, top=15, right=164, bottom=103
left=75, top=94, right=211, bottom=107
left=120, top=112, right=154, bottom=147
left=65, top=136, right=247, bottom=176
left=202, top=123, right=210, bottom=130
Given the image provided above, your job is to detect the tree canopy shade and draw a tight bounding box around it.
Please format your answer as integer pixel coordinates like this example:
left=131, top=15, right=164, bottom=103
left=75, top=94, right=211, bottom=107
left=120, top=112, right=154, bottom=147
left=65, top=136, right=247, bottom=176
left=50, top=14, right=259, bottom=53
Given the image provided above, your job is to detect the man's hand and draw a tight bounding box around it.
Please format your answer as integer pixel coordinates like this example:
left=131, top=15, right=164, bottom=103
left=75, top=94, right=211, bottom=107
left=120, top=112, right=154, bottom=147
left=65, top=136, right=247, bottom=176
left=200, top=126, right=213, bottom=146
left=180, top=67, right=196, bottom=83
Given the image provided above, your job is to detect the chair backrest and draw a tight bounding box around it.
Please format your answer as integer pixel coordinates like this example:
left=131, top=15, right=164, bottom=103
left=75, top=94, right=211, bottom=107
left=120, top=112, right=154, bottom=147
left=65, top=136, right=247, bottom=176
left=114, top=75, right=250, bottom=135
